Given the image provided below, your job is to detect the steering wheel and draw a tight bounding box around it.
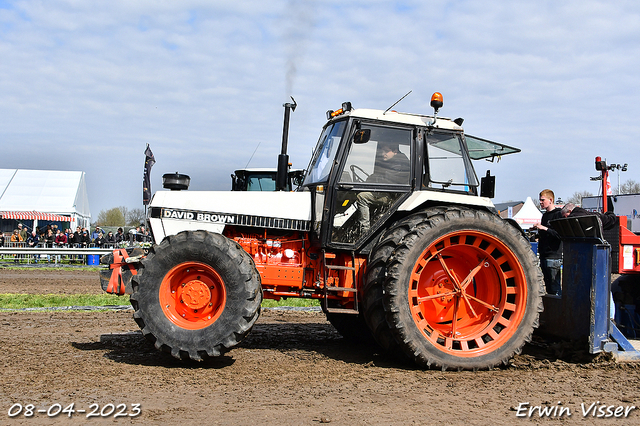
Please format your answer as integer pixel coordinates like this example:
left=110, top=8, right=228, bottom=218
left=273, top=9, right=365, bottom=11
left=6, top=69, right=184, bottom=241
left=350, top=165, right=370, bottom=183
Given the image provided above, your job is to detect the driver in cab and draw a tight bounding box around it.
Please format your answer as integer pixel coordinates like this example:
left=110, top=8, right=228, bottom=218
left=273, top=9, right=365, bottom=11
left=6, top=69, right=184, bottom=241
left=356, top=141, right=410, bottom=232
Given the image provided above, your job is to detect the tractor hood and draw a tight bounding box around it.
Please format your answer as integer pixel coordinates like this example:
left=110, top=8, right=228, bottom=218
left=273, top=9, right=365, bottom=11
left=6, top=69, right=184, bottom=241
left=148, top=190, right=312, bottom=243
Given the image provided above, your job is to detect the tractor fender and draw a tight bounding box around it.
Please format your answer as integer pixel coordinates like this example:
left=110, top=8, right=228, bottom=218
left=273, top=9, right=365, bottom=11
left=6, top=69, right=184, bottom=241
left=503, top=217, right=528, bottom=239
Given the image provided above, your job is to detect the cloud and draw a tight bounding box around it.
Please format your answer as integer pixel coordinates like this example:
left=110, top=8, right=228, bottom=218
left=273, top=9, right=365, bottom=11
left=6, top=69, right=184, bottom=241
left=0, top=0, right=639, bottom=217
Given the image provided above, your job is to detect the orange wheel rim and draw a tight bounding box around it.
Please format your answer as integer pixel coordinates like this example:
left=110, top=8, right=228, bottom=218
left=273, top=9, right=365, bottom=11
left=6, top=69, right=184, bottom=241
left=408, top=230, right=527, bottom=357
left=159, top=262, right=226, bottom=330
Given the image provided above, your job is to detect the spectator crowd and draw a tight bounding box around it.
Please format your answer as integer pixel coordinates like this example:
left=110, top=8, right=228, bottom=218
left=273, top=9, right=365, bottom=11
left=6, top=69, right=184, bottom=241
left=0, top=223, right=151, bottom=249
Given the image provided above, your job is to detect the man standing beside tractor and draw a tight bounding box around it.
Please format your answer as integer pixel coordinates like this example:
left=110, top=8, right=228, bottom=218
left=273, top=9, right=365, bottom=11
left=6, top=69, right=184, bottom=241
left=532, top=189, right=563, bottom=296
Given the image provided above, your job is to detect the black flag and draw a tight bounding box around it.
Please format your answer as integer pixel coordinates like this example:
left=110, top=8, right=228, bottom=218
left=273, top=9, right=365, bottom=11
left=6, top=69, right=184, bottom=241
left=143, top=145, right=156, bottom=205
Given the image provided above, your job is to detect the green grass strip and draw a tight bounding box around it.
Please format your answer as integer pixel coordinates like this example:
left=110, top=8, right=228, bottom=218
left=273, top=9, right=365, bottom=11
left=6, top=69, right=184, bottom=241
left=0, top=293, right=320, bottom=310
left=0, top=293, right=128, bottom=310
left=261, top=298, right=320, bottom=308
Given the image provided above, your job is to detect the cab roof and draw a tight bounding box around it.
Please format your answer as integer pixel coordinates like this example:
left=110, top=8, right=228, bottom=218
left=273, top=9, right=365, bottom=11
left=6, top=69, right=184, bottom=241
left=335, top=108, right=463, bottom=131
left=329, top=108, right=520, bottom=161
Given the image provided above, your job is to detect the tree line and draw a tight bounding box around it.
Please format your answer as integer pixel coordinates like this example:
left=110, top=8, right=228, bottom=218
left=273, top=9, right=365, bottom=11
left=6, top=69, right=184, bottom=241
left=567, top=179, right=640, bottom=205
left=94, top=206, right=146, bottom=227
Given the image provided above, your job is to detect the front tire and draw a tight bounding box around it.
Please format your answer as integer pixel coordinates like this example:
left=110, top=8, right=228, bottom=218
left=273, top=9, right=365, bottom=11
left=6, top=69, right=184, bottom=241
left=130, top=230, right=262, bottom=361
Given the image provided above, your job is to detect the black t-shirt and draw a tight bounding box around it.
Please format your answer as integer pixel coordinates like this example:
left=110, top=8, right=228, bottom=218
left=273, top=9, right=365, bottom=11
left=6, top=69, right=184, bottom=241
left=539, top=207, right=562, bottom=259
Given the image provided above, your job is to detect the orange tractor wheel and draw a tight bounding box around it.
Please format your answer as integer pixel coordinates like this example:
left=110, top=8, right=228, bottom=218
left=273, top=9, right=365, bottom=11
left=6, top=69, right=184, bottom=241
left=364, top=207, right=543, bottom=370
left=130, top=230, right=262, bottom=361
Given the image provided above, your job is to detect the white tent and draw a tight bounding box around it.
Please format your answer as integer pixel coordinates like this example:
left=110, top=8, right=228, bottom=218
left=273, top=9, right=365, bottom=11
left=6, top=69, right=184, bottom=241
left=0, top=169, right=91, bottom=229
left=513, top=196, right=542, bottom=230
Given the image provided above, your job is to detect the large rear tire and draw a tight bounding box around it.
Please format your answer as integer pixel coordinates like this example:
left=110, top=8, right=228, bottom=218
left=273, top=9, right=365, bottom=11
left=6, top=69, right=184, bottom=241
left=366, top=207, right=543, bottom=370
left=363, top=213, right=429, bottom=354
left=130, top=230, right=262, bottom=361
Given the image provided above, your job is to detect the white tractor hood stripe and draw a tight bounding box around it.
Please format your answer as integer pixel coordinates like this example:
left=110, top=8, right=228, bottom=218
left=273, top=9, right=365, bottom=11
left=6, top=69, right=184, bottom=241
left=151, top=191, right=312, bottom=222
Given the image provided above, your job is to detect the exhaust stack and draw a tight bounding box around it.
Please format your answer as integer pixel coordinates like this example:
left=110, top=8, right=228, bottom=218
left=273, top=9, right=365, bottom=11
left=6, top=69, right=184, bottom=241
left=276, top=97, right=296, bottom=191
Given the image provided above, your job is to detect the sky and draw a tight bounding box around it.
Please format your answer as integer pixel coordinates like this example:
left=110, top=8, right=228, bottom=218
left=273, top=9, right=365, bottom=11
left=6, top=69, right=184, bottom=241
left=1, top=0, right=639, bottom=220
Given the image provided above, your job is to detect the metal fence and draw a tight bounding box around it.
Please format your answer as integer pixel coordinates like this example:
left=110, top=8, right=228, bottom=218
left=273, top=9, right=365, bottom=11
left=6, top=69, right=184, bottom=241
left=0, top=242, right=129, bottom=265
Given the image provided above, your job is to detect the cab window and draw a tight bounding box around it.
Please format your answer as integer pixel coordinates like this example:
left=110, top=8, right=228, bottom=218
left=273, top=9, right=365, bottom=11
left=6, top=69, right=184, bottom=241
left=424, top=131, right=477, bottom=190
left=331, top=124, right=412, bottom=245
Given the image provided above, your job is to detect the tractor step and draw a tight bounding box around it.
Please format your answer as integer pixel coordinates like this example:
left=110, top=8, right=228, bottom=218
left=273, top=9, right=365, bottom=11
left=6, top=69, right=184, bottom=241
left=325, top=286, right=357, bottom=293
left=324, top=264, right=356, bottom=271
left=324, top=307, right=359, bottom=315
left=322, top=251, right=359, bottom=314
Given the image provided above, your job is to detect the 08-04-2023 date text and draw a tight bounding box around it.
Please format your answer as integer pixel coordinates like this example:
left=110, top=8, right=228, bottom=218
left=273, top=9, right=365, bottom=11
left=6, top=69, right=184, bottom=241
left=8, top=402, right=141, bottom=418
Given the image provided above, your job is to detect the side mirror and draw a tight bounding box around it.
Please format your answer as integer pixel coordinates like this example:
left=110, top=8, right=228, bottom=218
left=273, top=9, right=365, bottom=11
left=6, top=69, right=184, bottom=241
left=480, top=170, right=495, bottom=198
left=353, top=129, right=371, bottom=144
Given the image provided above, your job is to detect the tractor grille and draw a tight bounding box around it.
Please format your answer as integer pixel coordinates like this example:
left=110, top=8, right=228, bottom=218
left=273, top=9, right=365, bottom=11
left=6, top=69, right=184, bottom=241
left=234, top=214, right=311, bottom=231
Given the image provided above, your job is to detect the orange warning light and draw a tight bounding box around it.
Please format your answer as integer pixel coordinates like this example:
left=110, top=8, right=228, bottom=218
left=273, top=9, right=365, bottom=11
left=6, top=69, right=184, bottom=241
left=430, top=92, right=443, bottom=112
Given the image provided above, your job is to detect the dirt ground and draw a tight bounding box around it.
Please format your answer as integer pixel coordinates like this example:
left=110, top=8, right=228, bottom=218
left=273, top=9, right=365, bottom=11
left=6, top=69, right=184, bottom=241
left=1, top=268, right=640, bottom=425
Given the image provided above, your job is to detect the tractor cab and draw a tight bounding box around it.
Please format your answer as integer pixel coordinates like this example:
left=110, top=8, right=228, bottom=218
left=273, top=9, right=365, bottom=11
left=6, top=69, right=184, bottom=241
left=302, top=95, right=520, bottom=249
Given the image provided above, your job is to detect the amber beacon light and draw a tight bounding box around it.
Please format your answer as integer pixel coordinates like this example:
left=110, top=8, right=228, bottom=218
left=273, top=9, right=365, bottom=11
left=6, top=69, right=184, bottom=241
left=430, top=92, right=443, bottom=113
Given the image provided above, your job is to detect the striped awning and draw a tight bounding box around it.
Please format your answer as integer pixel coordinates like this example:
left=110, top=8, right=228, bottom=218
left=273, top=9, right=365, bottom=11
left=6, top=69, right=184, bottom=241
left=0, top=211, right=71, bottom=222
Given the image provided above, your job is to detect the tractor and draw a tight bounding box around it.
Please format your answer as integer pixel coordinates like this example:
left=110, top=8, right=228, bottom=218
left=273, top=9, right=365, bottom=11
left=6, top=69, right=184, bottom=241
left=100, top=93, right=543, bottom=370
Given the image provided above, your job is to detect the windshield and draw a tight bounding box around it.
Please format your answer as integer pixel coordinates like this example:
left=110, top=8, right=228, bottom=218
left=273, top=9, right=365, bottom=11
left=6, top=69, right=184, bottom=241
left=246, top=173, right=277, bottom=191
left=303, top=120, right=347, bottom=185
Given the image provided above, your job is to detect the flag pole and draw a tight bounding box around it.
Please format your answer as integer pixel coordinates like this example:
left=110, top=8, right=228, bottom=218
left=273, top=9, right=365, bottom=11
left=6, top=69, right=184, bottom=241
left=143, top=144, right=156, bottom=238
